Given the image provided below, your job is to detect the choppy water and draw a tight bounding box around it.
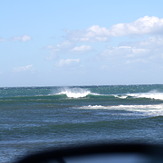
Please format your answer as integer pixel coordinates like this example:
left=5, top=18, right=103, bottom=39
left=0, top=85, right=163, bottom=162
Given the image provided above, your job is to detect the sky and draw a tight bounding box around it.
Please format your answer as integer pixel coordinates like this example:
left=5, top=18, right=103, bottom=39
left=1, top=0, right=163, bottom=87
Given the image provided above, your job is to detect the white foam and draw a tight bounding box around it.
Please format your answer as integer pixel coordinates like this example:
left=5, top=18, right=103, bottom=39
left=115, top=95, right=128, bottom=99
left=80, top=104, right=163, bottom=116
left=127, top=91, right=163, bottom=100
left=57, top=87, right=91, bottom=98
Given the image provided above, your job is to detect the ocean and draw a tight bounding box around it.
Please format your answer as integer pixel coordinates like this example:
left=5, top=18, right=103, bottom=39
left=0, top=85, right=163, bottom=163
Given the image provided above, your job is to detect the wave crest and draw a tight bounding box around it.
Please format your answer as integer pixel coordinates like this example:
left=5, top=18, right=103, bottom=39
left=57, top=88, right=91, bottom=98
left=80, top=104, right=163, bottom=116
left=127, top=91, right=163, bottom=100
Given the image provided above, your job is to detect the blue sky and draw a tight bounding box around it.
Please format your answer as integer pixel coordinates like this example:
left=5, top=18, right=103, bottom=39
left=1, top=0, right=163, bottom=87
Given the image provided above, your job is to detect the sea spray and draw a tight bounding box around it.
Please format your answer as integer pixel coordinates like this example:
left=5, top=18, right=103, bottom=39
left=57, top=87, right=91, bottom=98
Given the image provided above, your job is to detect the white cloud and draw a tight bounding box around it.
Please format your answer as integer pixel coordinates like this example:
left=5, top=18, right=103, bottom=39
left=46, top=41, right=73, bottom=60
left=47, top=41, right=72, bottom=51
left=100, top=35, right=163, bottom=65
left=57, top=41, right=73, bottom=48
left=13, top=64, right=33, bottom=72
left=70, top=16, right=163, bottom=42
left=72, top=45, right=92, bottom=52
left=70, top=26, right=109, bottom=42
left=110, top=16, right=163, bottom=36
left=47, top=16, right=163, bottom=73
left=12, top=35, right=31, bottom=42
left=57, top=59, right=80, bottom=67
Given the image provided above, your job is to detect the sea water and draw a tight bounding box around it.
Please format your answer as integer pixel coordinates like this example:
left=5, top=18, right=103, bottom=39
left=0, top=85, right=163, bottom=162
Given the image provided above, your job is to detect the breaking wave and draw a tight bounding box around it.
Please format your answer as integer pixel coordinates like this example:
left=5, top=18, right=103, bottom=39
left=51, top=88, right=163, bottom=100
left=79, top=104, right=163, bottom=116
left=2, top=87, right=163, bottom=101
left=55, top=87, right=97, bottom=98
left=127, top=91, right=163, bottom=100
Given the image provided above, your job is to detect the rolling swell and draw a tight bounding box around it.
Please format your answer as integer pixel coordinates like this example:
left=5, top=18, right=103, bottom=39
left=2, top=117, right=161, bottom=143
left=1, top=93, right=163, bottom=107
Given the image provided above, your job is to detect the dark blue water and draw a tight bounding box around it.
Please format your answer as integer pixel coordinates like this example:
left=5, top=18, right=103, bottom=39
left=0, top=85, right=163, bottom=162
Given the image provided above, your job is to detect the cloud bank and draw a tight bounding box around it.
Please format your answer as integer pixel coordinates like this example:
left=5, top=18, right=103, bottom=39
left=47, top=16, right=163, bottom=71
left=71, top=16, right=163, bottom=42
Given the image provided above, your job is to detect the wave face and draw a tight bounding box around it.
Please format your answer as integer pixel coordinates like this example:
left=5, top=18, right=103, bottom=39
left=1, top=84, right=163, bottom=100
left=51, top=85, right=163, bottom=101
left=1, top=85, right=163, bottom=108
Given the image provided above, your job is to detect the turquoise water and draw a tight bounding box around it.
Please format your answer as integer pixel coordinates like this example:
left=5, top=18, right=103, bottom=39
left=0, top=85, right=163, bottom=162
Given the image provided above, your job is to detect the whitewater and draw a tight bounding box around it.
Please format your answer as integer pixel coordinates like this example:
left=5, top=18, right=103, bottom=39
left=56, top=87, right=93, bottom=98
